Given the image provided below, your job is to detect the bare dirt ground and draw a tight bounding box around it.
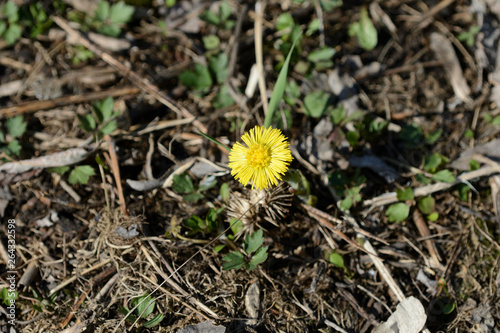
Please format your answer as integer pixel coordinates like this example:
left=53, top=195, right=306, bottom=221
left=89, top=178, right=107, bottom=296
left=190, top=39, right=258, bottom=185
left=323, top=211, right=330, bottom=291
left=1, top=0, right=500, bottom=332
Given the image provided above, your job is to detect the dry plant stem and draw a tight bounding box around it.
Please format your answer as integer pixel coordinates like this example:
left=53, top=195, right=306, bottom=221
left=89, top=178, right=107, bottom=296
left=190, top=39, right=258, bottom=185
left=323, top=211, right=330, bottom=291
left=60, top=265, right=117, bottom=328
left=313, top=0, right=325, bottom=47
left=104, top=135, right=127, bottom=216
left=342, top=212, right=406, bottom=303
left=254, top=1, right=269, bottom=117
left=49, top=258, right=112, bottom=295
left=415, top=0, right=456, bottom=30
left=51, top=16, right=207, bottom=133
left=412, top=210, right=445, bottom=271
left=139, top=244, right=218, bottom=318
left=18, top=260, right=39, bottom=286
left=0, top=87, right=140, bottom=119
left=363, top=164, right=500, bottom=207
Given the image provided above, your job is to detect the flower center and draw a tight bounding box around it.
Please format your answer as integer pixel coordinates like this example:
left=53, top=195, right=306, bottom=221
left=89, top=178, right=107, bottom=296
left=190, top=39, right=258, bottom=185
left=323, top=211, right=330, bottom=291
left=246, top=144, right=271, bottom=168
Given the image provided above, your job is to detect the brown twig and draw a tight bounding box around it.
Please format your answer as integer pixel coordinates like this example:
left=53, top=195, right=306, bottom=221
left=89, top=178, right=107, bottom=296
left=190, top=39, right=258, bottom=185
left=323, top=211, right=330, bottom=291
left=412, top=210, right=445, bottom=271
left=104, top=135, right=127, bottom=216
left=0, top=87, right=140, bottom=119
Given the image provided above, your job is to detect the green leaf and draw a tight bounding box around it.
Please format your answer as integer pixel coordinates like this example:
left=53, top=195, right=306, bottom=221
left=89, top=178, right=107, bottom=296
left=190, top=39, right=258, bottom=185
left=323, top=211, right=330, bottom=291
left=247, top=246, right=268, bottom=270
left=133, top=294, right=155, bottom=318
left=209, top=53, right=228, bottom=84
left=330, top=106, right=346, bottom=125
left=230, top=218, right=243, bottom=235
left=303, top=91, right=330, bottom=118
left=276, top=13, right=294, bottom=31
left=427, top=212, right=439, bottom=221
left=244, top=229, right=264, bottom=254
left=213, top=244, right=225, bottom=253
left=220, top=183, right=230, bottom=202
left=0, top=21, right=6, bottom=37
left=219, top=0, right=233, bottom=22
left=6, top=115, right=27, bottom=138
left=172, top=174, right=194, bottom=194
left=68, top=165, right=95, bottom=185
left=95, top=1, right=110, bottom=22
left=306, top=18, right=320, bottom=36
left=3, top=1, right=19, bottom=23
left=0, top=287, right=18, bottom=306
left=183, top=192, right=204, bottom=203
left=443, top=302, right=456, bottom=315
left=424, top=153, right=442, bottom=173
left=339, top=196, right=353, bottom=211
left=3, top=23, right=21, bottom=45
left=320, top=0, right=342, bottom=11
left=118, top=306, right=137, bottom=322
left=203, top=34, right=220, bottom=50
left=98, top=23, right=121, bottom=37
left=492, top=115, right=500, bottom=125
left=201, top=10, right=220, bottom=26
left=415, top=173, right=431, bottom=184
left=432, top=170, right=455, bottom=183
left=222, top=251, right=245, bottom=270
left=329, top=252, right=345, bottom=269
left=356, top=7, right=377, bottom=50
left=307, top=47, right=336, bottom=63
left=284, top=79, right=300, bottom=106
left=95, top=97, right=114, bottom=121
left=100, top=120, right=117, bottom=135
left=396, top=188, right=414, bottom=201
left=265, top=32, right=302, bottom=128
left=6, top=139, right=21, bottom=156
left=48, top=166, right=70, bottom=175
left=183, top=215, right=204, bottom=232
left=425, top=129, right=443, bottom=144
left=0, top=130, right=4, bottom=143
left=386, top=202, right=410, bottom=223
left=213, top=86, right=234, bottom=109
left=346, top=131, right=359, bottom=147
left=399, top=124, right=422, bottom=148
left=179, top=64, right=213, bottom=92
left=464, top=129, right=474, bottom=138
left=109, top=1, right=134, bottom=24
left=78, top=114, right=96, bottom=132
left=418, top=196, right=435, bottom=215
left=143, top=313, right=164, bottom=328
left=469, top=159, right=480, bottom=171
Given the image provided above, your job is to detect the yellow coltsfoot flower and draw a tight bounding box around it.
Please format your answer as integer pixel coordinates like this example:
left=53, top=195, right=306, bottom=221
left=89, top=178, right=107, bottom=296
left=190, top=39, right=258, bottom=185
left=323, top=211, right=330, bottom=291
left=228, top=125, right=293, bottom=190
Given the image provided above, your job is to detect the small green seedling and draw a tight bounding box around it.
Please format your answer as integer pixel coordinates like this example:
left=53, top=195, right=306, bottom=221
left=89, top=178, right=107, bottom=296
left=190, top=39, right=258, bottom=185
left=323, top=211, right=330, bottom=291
left=172, top=173, right=217, bottom=203
left=49, top=165, right=96, bottom=185
left=200, top=0, right=234, bottom=30
left=458, top=26, right=480, bottom=47
left=78, top=96, right=120, bottom=139
left=183, top=207, right=224, bottom=235
left=348, top=7, right=377, bottom=51
left=0, top=115, right=27, bottom=157
left=223, top=229, right=268, bottom=270
left=0, top=1, right=22, bottom=45
left=119, top=294, right=164, bottom=328
left=0, top=287, right=18, bottom=306
left=92, top=1, right=134, bottom=37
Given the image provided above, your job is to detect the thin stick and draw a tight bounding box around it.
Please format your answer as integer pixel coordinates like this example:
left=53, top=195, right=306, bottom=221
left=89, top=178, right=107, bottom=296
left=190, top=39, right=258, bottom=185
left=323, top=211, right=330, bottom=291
left=0, top=87, right=140, bottom=119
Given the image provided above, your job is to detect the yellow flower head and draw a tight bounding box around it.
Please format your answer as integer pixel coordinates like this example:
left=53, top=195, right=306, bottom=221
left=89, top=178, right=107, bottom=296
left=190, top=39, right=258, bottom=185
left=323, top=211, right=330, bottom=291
left=229, top=126, right=293, bottom=190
